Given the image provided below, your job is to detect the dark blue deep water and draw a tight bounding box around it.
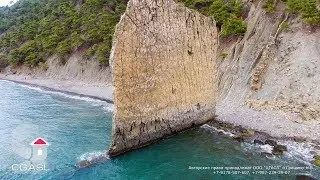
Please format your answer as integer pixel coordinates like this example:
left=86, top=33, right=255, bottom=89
left=0, top=80, right=319, bottom=180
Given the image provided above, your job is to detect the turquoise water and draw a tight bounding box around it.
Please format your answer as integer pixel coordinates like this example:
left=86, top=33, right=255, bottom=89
left=0, top=80, right=319, bottom=180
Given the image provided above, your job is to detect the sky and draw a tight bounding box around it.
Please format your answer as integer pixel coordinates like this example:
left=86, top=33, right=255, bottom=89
left=0, top=0, right=17, bottom=7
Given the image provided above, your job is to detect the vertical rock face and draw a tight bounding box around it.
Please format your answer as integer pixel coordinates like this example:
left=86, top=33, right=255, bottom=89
left=109, top=0, right=218, bottom=156
left=217, top=0, right=320, bottom=121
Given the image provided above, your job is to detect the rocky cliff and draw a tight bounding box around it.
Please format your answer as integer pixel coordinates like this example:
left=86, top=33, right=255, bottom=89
left=2, top=53, right=112, bottom=85
left=109, top=0, right=218, bottom=157
left=218, top=0, right=320, bottom=120
left=216, top=0, right=320, bottom=140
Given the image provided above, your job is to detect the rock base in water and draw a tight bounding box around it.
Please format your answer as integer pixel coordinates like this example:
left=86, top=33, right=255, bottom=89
left=109, top=0, right=218, bottom=157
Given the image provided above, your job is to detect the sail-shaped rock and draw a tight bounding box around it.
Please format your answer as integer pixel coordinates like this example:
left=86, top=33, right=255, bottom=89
left=109, top=0, right=218, bottom=157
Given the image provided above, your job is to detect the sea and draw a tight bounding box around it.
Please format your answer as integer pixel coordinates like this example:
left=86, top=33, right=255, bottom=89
left=0, top=80, right=319, bottom=180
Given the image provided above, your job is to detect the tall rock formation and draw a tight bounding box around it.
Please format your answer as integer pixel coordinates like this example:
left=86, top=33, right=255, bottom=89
left=109, top=0, right=218, bottom=157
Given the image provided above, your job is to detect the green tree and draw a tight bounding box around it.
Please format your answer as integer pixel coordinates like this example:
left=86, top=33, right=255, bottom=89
left=286, top=0, right=302, bottom=13
left=83, top=44, right=98, bottom=59
left=70, top=32, right=84, bottom=49
left=301, top=0, right=320, bottom=24
left=56, top=39, right=72, bottom=59
left=24, top=53, right=42, bottom=67
left=9, top=48, right=26, bottom=65
left=229, top=0, right=243, bottom=16
left=42, top=34, right=60, bottom=54
left=96, top=43, right=111, bottom=66
left=209, top=0, right=230, bottom=26
left=0, top=53, right=9, bottom=69
left=264, top=0, right=276, bottom=13
left=286, top=0, right=320, bottom=25
left=177, top=0, right=246, bottom=36
left=221, top=15, right=247, bottom=36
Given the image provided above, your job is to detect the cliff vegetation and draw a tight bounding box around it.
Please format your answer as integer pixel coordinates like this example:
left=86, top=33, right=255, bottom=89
left=0, top=0, right=319, bottom=70
left=0, top=0, right=127, bottom=68
left=176, top=0, right=247, bottom=36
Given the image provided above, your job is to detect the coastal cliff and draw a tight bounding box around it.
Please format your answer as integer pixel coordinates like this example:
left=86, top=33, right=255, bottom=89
left=109, top=0, right=218, bottom=156
left=216, top=0, right=320, bottom=141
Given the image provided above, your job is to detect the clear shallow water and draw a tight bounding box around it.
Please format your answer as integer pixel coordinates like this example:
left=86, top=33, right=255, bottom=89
left=0, top=80, right=319, bottom=180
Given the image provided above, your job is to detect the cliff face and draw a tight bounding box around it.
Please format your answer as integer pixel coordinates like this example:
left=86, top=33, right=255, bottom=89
left=218, top=0, right=320, bottom=122
left=109, top=0, right=218, bottom=156
left=2, top=53, right=112, bottom=85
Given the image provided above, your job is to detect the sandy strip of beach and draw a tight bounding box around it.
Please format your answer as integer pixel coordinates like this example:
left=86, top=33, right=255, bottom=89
left=0, top=74, right=113, bottom=103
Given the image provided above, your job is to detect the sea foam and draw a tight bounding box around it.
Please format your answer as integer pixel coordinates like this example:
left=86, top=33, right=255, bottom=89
left=78, top=150, right=109, bottom=161
left=14, top=82, right=114, bottom=112
left=201, top=124, right=235, bottom=137
left=201, top=124, right=317, bottom=166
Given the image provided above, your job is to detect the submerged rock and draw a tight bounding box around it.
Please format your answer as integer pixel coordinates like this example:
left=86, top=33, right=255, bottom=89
left=272, top=144, right=287, bottom=155
left=234, top=126, right=247, bottom=134
left=265, top=139, right=277, bottom=147
left=253, top=139, right=264, bottom=145
left=312, top=155, right=320, bottom=167
left=217, top=131, right=224, bottom=135
left=296, top=174, right=317, bottom=180
left=75, top=154, right=109, bottom=169
left=233, top=136, right=245, bottom=142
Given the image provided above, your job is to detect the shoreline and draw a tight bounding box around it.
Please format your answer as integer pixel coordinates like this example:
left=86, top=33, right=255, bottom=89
left=0, top=78, right=114, bottom=104
left=1, top=73, right=319, bottom=144
left=0, top=74, right=113, bottom=104
left=202, top=120, right=320, bottom=168
left=1, top=74, right=319, bottom=144
left=216, top=102, right=320, bottom=145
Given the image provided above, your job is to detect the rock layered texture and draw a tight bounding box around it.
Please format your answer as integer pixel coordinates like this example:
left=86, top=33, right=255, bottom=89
left=218, top=0, right=320, bottom=121
left=109, top=0, right=218, bottom=156
left=3, top=53, right=112, bottom=85
left=216, top=0, right=320, bottom=140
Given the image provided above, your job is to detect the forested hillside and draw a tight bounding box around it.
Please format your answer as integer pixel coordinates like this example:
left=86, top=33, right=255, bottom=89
left=0, top=0, right=319, bottom=70
left=0, top=0, right=127, bottom=69
left=177, top=0, right=320, bottom=33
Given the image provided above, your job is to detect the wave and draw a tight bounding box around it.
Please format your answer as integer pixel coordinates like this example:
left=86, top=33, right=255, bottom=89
left=19, top=84, right=45, bottom=92
left=103, top=104, right=114, bottom=112
left=241, top=142, right=274, bottom=154
left=75, top=150, right=110, bottom=169
left=78, top=150, right=109, bottom=162
left=201, top=124, right=318, bottom=166
left=201, top=124, right=235, bottom=137
left=240, top=140, right=316, bottom=165
left=281, top=141, right=318, bottom=166
left=13, top=82, right=114, bottom=112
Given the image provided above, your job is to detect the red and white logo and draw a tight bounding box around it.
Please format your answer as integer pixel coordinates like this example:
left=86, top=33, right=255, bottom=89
left=30, top=137, right=49, bottom=161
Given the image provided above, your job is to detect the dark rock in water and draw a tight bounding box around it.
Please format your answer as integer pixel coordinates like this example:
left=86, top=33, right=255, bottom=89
left=310, top=150, right=317, bottom=155
left=296, top=174, right=317, bottom=180
left=233, top=136, right=245, bottom=142
left=277, top=144, right=287, bottom=151
left=313, top=155, right=320, bottom=167
left=293, top=136, right=307, bottom=142
left=76, top=160, right=91, bottom=169
left=265, top=139, right=277, bottom=146
left=218, top=131, right=224, bottom=135
left=254, top=139, right=264, bottom=145
left=234, top=126, right=246, bottom=133
left=272, top=144, right=287, bottom=155
left=75, top=154, right=109, bottom=169
left=241, top=129, right=255, bottom=137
